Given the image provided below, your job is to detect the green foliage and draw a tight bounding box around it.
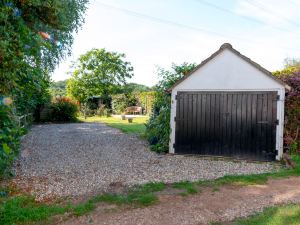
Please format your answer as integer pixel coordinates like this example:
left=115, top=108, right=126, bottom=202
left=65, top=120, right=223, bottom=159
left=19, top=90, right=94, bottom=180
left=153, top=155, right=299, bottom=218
left=111, top=91, right=156, bottom=115
left=111, top=93, right=137, bottom=114
left=67, top=48, right=134, bottom=103
left=146, top=63, right=196, bottom=153
left=172, top=181, right=198, bottom=194
left=121, top=83, right=152, bottom=93
left=135, top=91, right=156, bottom=114
left=41, top=97, right=79, bottom=122
left=0, top=195, right=68, bottom=225
left=0, top=0, right=88, bottom=177
left=50, top=80, right=68, bottom=97
left=146, top=93, right=171, bottom=153
left=1, top=0, right=88, bottom=115
left=0, top=106, right=24, bottom=179
left=273, top=68, right=300, bottom=153
left=234, top=204, right=300, bottom=225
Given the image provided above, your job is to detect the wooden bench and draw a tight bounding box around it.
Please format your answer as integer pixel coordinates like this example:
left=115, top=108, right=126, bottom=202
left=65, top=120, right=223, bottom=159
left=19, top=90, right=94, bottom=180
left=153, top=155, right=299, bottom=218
left=125, top=106, right=142, bottom=115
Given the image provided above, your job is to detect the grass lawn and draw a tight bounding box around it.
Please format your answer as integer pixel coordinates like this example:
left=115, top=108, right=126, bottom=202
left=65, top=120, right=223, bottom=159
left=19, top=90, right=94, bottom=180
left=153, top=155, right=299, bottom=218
left=233, top=204, right=300, bottom=225
left=78, top=116, right=148, bottom=135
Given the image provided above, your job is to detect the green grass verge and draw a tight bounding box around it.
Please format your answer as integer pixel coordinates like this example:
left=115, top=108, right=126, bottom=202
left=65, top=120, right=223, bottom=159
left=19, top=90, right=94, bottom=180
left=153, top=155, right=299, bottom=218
left=172, top=181, right=198, bottom=195
left=73, top=182, right=166, bottom=216
left=233, top=204, right=300, bottom=225
left=0, top=195, right=69, bottom=225
left=78, top=116, right=148, bottom=135
left=1, top=156, right=300, bottom=224
left=0, top=182, right=166, bottom=224
left=196, top=155, right=300, bottom=189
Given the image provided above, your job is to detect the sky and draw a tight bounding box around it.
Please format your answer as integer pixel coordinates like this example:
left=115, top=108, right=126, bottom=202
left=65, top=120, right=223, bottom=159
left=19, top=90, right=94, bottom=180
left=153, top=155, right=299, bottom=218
left=52, top=0, right=300, bottom=87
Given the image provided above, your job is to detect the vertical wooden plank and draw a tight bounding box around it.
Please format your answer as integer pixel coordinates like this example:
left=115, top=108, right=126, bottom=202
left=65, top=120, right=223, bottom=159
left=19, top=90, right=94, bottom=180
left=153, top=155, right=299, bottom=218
left=251, top=94, right=257, bottom=157
left=266, top=93, right=274, bottom=159
left=261, top=93, right=268, bottom=159
left=204, top=93, right=211, bottom=154
left=179, top=93, right=184, bottom=148
left=188, top=93, right=193, bottom=152
left=217, top=92, right=224, bottom=155
left=182, top=93, right=187, bottom=149
left=256, top=94, right=263, bottom=158
left=236, top=94, right=242, bottom=157
left=246, top=94, right=252, bottom=157
left=210, top=93, right=216, bottom=155
left=175, top=93, right=180, bottom=151
left=240, top=93, right=247, bottom=157
left=272, top=92, right=277, bottom=158
left=226, top=93, right=233, bottom=156
left=231, top=94, right=237, bottom=156
left=214, top=93, right=220, bottom=155
left=196, top=93, right=202, bottom=151
left=192, top=94, right=197, bottom=153
left=201, top=94, right=206, bottom=154
left=223, top=93, right=229, bottom=155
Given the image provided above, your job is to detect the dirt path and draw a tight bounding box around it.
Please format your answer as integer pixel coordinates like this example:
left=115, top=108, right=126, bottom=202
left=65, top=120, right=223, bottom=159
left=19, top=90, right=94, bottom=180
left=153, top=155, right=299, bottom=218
left=61, top=177, right=300, bottom=225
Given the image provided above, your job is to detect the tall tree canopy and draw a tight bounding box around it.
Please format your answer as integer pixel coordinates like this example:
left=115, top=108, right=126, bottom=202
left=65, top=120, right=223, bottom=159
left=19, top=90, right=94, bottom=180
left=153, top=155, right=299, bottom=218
left=0, top=0, right=88, bottom=114
left=67, top=48, right=134, bottom=102
left=50, top=80, right=68, bottom=97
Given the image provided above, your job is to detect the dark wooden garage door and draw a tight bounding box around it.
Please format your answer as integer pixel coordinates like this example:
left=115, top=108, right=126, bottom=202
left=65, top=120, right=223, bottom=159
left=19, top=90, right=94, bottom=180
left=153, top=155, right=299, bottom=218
left=174, top=91, right=278, bottom=161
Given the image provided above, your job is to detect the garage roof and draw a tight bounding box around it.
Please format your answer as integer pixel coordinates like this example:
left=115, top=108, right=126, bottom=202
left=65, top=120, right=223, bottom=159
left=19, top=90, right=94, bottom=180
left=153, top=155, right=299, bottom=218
left=168, top=43, right=291, bottom=91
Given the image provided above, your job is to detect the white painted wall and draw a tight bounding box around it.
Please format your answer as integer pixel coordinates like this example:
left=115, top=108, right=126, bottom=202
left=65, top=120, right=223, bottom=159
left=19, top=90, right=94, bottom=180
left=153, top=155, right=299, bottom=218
left=169, top=49, right=286, bottom=160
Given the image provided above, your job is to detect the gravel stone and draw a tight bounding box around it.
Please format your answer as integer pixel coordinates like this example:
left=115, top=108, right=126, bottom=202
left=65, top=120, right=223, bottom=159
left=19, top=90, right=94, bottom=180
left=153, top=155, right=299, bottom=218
left=12, top=123, right=277, bottom=200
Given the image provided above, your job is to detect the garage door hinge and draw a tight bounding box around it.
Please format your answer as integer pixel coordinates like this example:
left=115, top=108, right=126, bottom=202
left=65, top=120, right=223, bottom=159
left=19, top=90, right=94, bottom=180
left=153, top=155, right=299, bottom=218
left=275, top=119, right=279, bottom=125
left=175, top=95, right=177, bottom=100
left=276, top=95, right=280, bottom=101
left=275, top=150, right=278, bottom=156
left=173, top=143, right=176, bottom=148
left=174, top=116, right=176, bottom=122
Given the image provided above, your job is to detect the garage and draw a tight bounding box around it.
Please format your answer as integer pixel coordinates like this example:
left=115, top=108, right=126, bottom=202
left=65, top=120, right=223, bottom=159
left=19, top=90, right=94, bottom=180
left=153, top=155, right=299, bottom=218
left=169, top=43, right=290, bottom=161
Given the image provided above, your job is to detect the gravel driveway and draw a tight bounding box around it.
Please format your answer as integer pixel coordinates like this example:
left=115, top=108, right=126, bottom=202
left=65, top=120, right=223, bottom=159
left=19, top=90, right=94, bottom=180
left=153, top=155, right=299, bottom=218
left=12, top=123, right=277, bottom=200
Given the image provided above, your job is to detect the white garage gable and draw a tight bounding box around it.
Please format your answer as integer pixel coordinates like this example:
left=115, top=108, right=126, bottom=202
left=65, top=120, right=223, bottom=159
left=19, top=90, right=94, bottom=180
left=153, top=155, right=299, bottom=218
left=173, top=49, right=283, bottom=90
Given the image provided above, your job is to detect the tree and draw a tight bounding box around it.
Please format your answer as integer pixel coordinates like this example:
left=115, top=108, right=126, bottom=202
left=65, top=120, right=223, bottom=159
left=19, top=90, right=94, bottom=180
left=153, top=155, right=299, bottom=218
left=1, top=0, right=88, bottom=114
left=0, top=0, right=88, bottom=178
left=67, top=48, right=134, bottom=103
left=50, top=80, right=68, bottom=97
left=121, top=83, right=151, bottom=93
left=146, top=62, right=196, bottom=153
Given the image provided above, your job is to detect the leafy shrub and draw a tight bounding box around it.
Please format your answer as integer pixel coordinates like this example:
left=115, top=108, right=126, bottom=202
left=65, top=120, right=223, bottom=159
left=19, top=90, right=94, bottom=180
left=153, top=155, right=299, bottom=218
left=146, top=93, right=171, bottom=153
left=41, top=97, right=79, bottom=122
left=0, top=106, right=24, bottom=179
left=111, top=94, right=137, bottom=114
left=275, top=69, right=300, bottom=153
left=146, top=63, right=196, bottom=153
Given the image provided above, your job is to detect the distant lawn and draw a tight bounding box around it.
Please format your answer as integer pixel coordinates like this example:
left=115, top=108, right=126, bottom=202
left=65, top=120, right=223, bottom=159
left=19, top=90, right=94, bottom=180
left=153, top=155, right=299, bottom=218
left=78, top=116, right=148, bottom=135
left=233, top=204, right=300, bottom=225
